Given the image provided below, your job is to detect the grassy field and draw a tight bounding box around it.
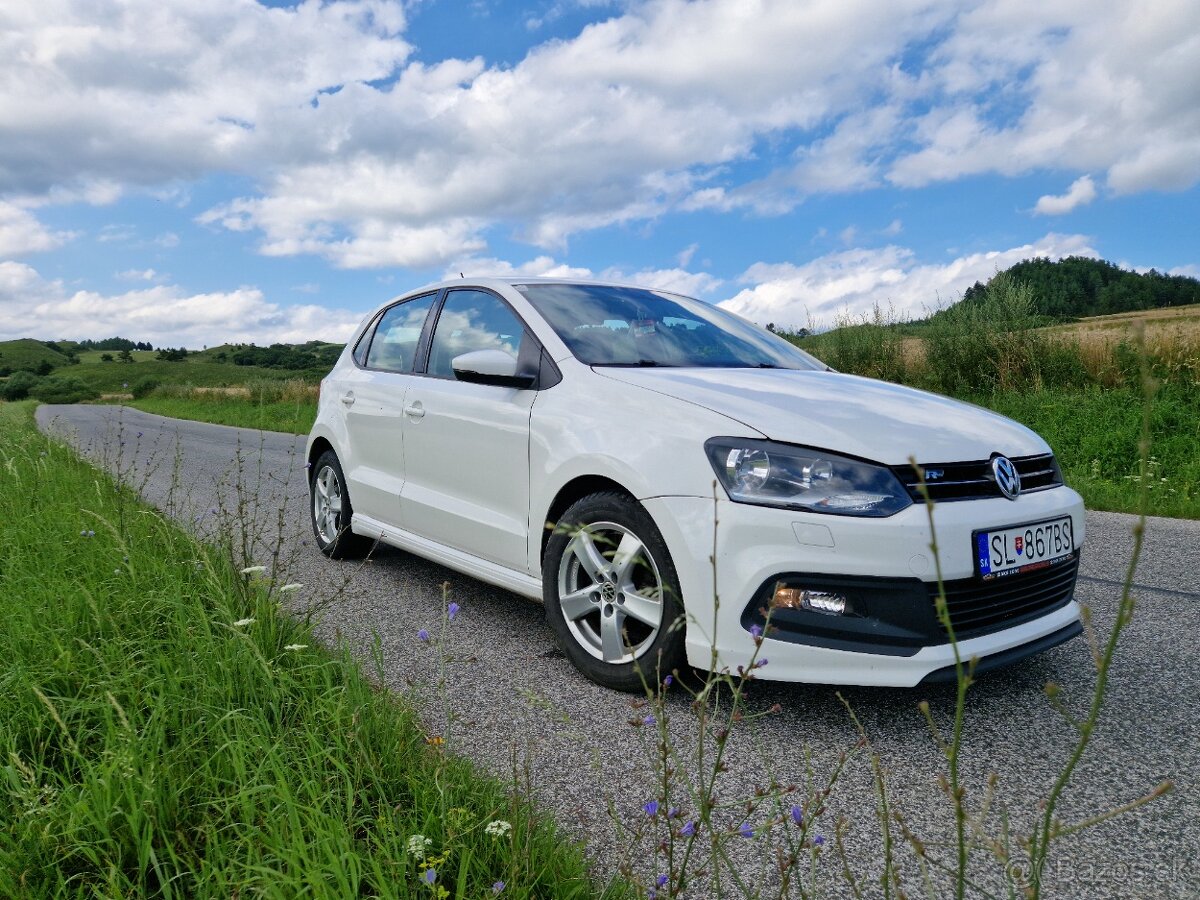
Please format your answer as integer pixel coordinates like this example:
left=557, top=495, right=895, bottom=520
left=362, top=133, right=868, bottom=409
left=0, top=401, right=611, bottom=898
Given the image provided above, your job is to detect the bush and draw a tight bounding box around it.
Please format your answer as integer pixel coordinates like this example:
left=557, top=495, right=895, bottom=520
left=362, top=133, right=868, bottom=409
left=1, top=371, right=39, bottom=401
left=131, top=377, right=161, bottom=399
left=29, top=375, right=99, bottom=404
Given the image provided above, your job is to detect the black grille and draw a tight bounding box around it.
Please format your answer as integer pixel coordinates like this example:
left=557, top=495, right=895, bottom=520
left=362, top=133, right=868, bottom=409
left=893, top=453, right=1063, bottom=503
left=934, top=552, right=1079, bottom=640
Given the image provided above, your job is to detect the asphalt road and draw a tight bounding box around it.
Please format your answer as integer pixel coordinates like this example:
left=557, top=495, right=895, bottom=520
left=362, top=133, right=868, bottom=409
left=37, top=404, right=1200, bottom=899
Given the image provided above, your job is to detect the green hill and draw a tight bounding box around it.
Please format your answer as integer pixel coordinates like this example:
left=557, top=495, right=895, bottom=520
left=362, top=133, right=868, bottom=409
left=959, top=256, right=1200, bottom=320
left=0, top=339, right=73, bottom=375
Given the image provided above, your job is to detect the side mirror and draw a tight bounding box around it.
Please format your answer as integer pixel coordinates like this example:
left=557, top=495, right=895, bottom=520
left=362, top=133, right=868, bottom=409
left=451, top=349, right=535, bottom=389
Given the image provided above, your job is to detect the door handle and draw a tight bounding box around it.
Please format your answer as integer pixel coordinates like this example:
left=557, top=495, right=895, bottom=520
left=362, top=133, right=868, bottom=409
left=341, top=392, right=356, bottom=407
left=404, top=401, right=425, bottom=419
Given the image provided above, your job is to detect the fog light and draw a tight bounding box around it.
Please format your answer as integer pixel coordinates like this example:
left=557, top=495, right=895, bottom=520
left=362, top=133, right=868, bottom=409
left=771, top=585, right=848, bottom=616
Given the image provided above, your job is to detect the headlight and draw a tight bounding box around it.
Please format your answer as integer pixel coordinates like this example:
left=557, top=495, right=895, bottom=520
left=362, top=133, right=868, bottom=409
left=704, top=438, right=912, bottom=517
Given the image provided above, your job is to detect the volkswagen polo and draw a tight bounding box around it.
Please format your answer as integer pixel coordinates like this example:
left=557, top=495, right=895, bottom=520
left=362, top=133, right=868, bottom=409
left=306, top=278, right=1084, bottom=691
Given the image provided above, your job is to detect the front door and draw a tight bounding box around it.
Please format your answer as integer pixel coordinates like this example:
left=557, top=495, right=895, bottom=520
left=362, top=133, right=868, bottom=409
left=399, top=288, right=535, bottom=572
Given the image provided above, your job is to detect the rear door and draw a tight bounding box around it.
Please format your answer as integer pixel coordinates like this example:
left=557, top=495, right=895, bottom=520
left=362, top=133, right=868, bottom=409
left=398, top=288, right=537, bottom=571
left=340, top=292, right=438, bottom=523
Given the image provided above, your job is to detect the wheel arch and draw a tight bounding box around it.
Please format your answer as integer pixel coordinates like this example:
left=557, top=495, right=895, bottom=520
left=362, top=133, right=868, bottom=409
left=539, top=475, right=635, bottom=566
left=307, top=435, right=335, bottom=473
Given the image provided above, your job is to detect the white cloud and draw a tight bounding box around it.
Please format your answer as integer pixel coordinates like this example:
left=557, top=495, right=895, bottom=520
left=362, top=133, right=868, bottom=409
left=0, top=262, right=364, bottom=347
left=1168, top=264, right=1200, bottom=279
left=887, top=1, right=1200, bottom=194
left=3, top=0, right=1198, bottom=270
left=115, top=268, right=160, bottom=282
left=676, top=243, right=699, bottom=268
left=719, top=233, right=1098, bottom=329
left=0, top=202, right=73, bottom=256
left=1033, top=175, right=1097, bottom=215
left=0, top=0, right=410, bottom=197
left=442, top=254, right=722, bottom=297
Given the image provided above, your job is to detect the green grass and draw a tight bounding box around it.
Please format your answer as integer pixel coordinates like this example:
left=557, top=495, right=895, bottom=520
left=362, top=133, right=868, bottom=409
left=0, top=401, right=609, bottom=898
left=128, top=396, right=318, bottom=434
left=976, top=383, right=1200, bottom=519
left=74, top=357, right=324, bottom=394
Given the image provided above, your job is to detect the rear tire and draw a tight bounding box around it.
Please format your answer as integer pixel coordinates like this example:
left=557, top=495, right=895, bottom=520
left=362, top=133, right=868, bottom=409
left=543, top=492, right=686, bottom=692
left=310, top=450, right=370, bottom=559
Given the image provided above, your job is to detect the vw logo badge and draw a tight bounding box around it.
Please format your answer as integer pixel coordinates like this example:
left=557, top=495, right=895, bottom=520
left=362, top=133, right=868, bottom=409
left=991, top=455, right=1021, bottom=501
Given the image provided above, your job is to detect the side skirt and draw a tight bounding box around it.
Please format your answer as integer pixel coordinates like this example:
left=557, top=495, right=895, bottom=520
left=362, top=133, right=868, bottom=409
left=352, top=513, right=544, bottom=601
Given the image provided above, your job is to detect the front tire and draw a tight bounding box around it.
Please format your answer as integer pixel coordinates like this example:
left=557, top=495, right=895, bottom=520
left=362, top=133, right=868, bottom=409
left=310, top=450, right=370, bottom=559
left=543, top=492, right=686, bottom=692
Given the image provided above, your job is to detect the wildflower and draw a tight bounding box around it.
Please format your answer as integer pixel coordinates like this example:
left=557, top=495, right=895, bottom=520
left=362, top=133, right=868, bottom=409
left=492, top=882, right=505, bottom=895
left=406, top=835, right=432, bottom=859
left=680, top=820, right=696, bottom=837
left=755, top=658, right=768, bottom=668
left=667, top=806, right=680, bottom=819
left=417, top=629, right=430, bottom=642
left=750, top=623, right=763, bottom=640
left=283, top=644, right=308, bottom=652
left=656, top=874, right=668, bottom=888
left=279, top=583, right=303, bottom=593
left=790, top=805, right=803, bottom=826
left=643, top=714, right=656, bottom=726
left=233, top=618, right=255, bottom=627
left=80, top=529, right=95, bottom=538
left=424, top=869, right=436, bottom=885
left=241, top=565, right=266, bottom=575
left=484, top=819, right=512, bottom=839
left=447, top=601, right=460, bottom=621
left=813, top=835, right=825, bottom=846
left=643, top=800, right=659, bottom=817
left=739, top=822, right=754, bottom=839
left=662, top=674, right=673, bottom=687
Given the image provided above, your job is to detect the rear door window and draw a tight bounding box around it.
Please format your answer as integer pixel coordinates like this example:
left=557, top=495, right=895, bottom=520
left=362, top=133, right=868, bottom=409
left=364, top=293, right=437, bottom=372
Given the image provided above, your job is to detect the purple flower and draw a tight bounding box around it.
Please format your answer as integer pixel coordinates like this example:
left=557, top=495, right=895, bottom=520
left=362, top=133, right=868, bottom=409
left=738, top=822, right=754, bottom=839
left=667, top=806, right=680, bottom=819
left=790, top=805, right=803, bottom=826
left=447, top=602, right=460, bottom=621
left=749, top=623, right=762, bottom=639
left=662, top=674, right=673, bottom=687
left=813, top=835, right=825, bottom=846
left=643, top=800, right=659, bottom=817
left=424, top=869, right=437, bottom=884
left=643, top=714, right=656, bottom=726
left=756, top=658, right=768, bottom=668
left=492, top=882, right=505, bottom=895
left=417, top=629, right=430, bottom=642
left=680, top=820, right=696, bottom=837
left=656, top=874, right=668, bottom=888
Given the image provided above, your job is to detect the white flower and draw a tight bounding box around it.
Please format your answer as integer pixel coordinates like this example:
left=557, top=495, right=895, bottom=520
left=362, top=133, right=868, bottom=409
left=279, top=583, right=303, bottom=593
left=240, top=565, right=266, bottom=575
left=406, top=834, right=432, bottom=859
left=233, top=618, right=255, bottom=627
left=484, top=820, right=512, bottom=839
left=283, top=644, right=308, bottom=652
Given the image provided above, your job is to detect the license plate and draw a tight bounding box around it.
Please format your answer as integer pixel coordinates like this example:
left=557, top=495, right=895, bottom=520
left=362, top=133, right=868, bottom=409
left=974, top=516, right=1075, bottom=579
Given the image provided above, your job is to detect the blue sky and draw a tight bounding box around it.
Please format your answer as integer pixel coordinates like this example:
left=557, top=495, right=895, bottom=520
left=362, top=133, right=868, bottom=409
left=1, top=0, right=1197, bottom=347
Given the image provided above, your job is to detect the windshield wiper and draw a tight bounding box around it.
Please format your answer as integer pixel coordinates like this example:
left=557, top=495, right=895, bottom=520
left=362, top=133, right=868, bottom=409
left=596, top=359, right=667, bottom=367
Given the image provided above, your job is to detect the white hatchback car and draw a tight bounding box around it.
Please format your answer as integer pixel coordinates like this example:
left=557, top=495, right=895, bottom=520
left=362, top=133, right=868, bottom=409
left=307, top=278, right=1084, bottom=691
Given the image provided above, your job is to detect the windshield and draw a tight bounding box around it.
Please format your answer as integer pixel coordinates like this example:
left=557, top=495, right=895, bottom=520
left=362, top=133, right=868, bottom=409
left=515, top=283, right=825, bottom=370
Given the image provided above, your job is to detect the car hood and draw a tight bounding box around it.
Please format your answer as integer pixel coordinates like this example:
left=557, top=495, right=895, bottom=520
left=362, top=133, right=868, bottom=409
left=595, top=367, right=1049, bottom=465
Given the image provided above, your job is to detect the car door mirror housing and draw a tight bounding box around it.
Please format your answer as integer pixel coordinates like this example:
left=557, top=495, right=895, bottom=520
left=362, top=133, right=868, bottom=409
left=451, top=349, right=536, bottom=388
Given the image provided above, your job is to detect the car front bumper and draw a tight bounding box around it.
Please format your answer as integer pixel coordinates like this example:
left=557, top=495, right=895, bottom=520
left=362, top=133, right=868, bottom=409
left=643, top=486, right=1086, bottom=687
